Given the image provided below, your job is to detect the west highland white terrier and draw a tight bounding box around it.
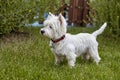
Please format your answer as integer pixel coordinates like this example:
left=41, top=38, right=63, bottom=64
left=40, top=13, right=107, bottom=67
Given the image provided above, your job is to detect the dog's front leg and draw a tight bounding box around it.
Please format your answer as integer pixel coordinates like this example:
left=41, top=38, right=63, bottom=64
left=66, top=52, right=76, bottom=67
left=54, top=54, right=63, bottom=65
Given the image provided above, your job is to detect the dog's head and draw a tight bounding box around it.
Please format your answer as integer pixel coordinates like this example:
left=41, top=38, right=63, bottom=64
left=40, top=12, right=67, bottom=40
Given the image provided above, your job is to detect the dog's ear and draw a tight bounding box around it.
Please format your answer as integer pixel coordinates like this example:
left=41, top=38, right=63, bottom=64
left=48, top=12, right=54, bottom=17
left=46, top=12, right=54, bottom=19
left=58, top=13, right=67, bottom=33
left=49, top=12, right=52, bottom=15
left=58, top=13, right=64, bottom=25
left=58, top=13, right=67, bottom=27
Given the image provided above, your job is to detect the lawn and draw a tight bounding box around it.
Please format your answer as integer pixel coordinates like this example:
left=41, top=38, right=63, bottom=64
left=0, top=27, right=120, bottom=80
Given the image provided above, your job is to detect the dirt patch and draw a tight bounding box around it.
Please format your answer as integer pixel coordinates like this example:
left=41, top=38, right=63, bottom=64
left=0, top=32, right=31, bottom=43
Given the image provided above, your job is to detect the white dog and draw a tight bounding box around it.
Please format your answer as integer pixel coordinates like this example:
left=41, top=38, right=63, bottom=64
left=40, top=13, right=107, bottom=67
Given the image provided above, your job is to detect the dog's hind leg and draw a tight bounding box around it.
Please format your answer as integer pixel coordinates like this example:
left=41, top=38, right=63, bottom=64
left=89, top=47, right=101, bottom=64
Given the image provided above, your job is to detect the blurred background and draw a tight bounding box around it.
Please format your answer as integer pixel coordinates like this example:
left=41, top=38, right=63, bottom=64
left=0, top=0, right=120, bottom=37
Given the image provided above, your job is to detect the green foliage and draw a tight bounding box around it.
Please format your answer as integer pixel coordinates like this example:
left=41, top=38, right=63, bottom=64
left=39, top=0, right=62, bottom=22
left=90, top=0, right=120, bottom=36
left=0, top=0, right=37, bottom=34
left=0, top=0, right=62, bottom=34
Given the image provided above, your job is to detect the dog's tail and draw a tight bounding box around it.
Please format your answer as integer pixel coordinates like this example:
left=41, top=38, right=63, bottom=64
left=92, top=22, right=107, bottom=37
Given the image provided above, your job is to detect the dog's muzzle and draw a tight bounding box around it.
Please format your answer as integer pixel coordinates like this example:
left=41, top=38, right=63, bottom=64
left=41, top=30, right=45, bottom=35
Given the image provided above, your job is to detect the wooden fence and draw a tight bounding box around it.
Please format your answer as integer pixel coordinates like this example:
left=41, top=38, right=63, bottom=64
left=57, top=0, right=91, bottom=27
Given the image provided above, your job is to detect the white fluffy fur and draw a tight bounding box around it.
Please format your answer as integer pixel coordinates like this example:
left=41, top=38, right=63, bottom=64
left=40, top=13, right=107, bottom=67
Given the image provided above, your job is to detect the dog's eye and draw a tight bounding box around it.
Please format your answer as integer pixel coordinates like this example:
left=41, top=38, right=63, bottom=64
left=49, top=26, right=52, bottom=29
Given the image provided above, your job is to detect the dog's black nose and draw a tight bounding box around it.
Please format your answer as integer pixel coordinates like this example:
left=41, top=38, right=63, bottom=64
left=41, top=30, right=45, bottom=34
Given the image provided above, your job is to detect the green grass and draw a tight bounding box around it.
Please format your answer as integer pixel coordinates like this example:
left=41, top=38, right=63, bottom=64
left=0, top=27, right=120, bottom=80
